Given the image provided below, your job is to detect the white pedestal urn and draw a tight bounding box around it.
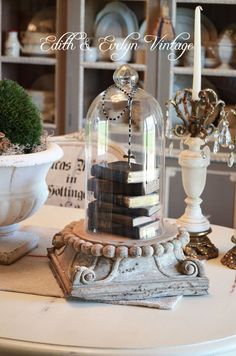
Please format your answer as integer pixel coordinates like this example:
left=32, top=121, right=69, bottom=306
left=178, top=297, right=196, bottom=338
left=0, top=143, right=63, bottom=265
left=178, top=136, right=218, bottom=259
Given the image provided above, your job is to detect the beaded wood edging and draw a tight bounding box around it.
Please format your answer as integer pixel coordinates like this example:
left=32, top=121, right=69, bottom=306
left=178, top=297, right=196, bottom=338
left=49, top=220, right=208, bottom=299
left=52, top=221, right=190, bottom=259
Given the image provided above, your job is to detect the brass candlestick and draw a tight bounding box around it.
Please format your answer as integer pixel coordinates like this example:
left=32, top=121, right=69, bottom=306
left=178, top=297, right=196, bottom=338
left=166, top=88, right=236, bottom=260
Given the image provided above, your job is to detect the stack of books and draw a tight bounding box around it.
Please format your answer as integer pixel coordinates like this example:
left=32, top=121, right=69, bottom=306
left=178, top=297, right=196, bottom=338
left=87, top=161, right=160, bottom=240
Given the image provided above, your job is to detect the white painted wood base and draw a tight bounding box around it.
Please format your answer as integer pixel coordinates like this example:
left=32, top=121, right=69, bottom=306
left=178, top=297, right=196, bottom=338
left=48, top=219, right=208, bottom=302
left=0, top=229, right=38, bottom=265
left=177, top=206, right=210, bottom=232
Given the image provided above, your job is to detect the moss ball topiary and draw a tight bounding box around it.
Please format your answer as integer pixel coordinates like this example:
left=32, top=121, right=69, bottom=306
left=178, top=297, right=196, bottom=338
left=0, top=79, right=43, bottom=148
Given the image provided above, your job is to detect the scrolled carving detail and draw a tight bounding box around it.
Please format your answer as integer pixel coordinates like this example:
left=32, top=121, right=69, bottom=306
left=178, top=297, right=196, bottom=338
left=179, top=258, right=204, bottom=277
left=73, top=266, right=96, bottom=285
left=52, top=233, right=65, bottom=249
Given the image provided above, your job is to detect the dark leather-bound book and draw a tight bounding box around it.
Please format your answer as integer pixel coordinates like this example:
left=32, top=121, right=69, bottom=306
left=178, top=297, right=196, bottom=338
left=88, top=177, right=159, bottom=196
left=94, top=192, right=159, bottom=208
left=91, top=161, right=159, bottom=184
left=88, top=200, right=160, bottom=217
left=88, top=218, right=159, bottom=240
left=88, top=208, right=158, bottom=227
left=94, top=191, right=159, bottom=208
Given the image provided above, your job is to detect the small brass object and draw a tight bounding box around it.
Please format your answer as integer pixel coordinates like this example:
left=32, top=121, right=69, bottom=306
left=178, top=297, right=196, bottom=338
left=184, top=228, right=219, bottom=260
left=221, top=236, right=236, bottom=269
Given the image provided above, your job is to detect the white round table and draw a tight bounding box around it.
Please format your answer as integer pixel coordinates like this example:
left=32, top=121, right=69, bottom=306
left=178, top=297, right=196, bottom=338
left=0, top=206, right=235, bottom=356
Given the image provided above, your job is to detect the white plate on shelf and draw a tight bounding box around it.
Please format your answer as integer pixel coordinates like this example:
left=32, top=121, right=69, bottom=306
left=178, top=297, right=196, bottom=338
left=104, top=2, right=139, bottom=32
left=139, top=20, right=146, bottom=38
left=177, top=8, right=218, bottom=41
left=95, top=1, right=139, bottom=36
left=27, top=92, right=54, bottom=112
left=27, top=89, right=54, bottom=101
left=176, top=9, right=209, bottom=43
left=32, top=74, right=55, bottom=91
left=176, top=8, right=217, bottom=44
left=95, top=12, right=128, bottom=38
left=21, top=44, right=55, bottom=56
left=21, top=31, right=55, bottom=45
left=201, top=14, right=218, bottom=43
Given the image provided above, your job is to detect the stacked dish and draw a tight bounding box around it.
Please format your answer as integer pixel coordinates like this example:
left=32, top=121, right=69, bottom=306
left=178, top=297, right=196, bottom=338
left=176, top=8, right=217, bottom=44
left=28, top=74, right=55, bottom=124
left=94, top=2, right=138, bottom=38
left=94, top=2, right=139, bottom=62
left=21, top=31, right=55, bottom=56
left=21, top=7, right=55, bottom=56
left=176, top=8, right=219, bottom=68
left=27, top=90, right=55, bottom=123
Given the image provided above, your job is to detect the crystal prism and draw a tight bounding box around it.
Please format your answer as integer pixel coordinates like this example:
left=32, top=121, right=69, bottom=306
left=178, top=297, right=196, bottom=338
left=228, top=152, right=234, bottom=167
left=201, top=146, right=210, bottom=159
left=213, top=140, right=219, bottom=154
left=165, top=119, right=173, bottom=139
left=213, top=129, right=219, bottom=139
left=218, top=122, right=232, bottom=148
left=201, top=150, right=206, bottom=159
left=169, top=141, right=173, bottom=156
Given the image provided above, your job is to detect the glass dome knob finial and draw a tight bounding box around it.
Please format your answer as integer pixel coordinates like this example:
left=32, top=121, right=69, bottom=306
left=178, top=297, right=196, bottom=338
left=113, top=64, right=139, bottom=87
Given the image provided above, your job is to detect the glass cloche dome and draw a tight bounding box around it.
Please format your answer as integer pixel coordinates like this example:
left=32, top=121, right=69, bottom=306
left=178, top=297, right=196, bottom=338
left=85, top=65, right=165, bottom=240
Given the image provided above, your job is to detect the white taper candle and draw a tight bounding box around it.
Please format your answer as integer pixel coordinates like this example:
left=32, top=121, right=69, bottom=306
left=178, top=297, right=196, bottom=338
left=192, top=6, right=202, bottom=101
